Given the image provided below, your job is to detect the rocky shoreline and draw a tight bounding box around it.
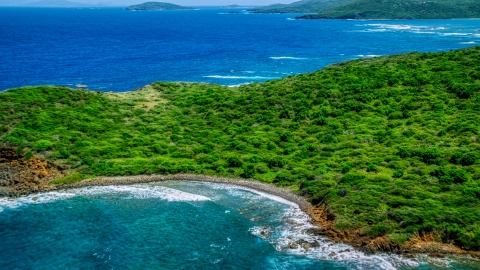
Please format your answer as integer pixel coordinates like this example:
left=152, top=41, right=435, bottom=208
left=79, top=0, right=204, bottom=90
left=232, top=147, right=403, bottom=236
left=1, top=172, right=479, bottom=260
left=0, top=148, right=65, bottom=195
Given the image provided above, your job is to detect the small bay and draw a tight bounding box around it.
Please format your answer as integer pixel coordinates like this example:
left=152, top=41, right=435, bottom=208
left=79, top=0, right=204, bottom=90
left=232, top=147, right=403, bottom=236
left=0, top=182, right=478, bottom=269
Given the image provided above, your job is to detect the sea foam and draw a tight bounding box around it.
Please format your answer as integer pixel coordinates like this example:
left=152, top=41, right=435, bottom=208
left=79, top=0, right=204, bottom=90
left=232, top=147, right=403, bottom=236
left=356, top=54, right=382, bottom=58
left=0, top=192, right=76, bottom=213
left=206, top=182, right=298, bottom=207
left=0, top=185, right=210, bottom=213
left=201, top=182, right=419, bottom=269
left=442, top=33, right=470, bottom=36
left=270, top=56, right=308, bottom=60
left=250, top=205, right=419, bottom=270
left=203, top=75, right=277, bottom=79
left=79, top=185, right=211, bottom=201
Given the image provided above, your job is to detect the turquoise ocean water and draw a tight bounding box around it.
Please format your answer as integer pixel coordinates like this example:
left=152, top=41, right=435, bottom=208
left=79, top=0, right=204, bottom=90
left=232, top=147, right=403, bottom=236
left=0, top=182, right=479, bottom=269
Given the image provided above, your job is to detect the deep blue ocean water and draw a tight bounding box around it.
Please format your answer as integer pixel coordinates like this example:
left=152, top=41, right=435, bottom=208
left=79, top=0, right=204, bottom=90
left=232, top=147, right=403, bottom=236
left=0, top=7, right=480, bottom=91
left=0, top=182, right=479, bottom=270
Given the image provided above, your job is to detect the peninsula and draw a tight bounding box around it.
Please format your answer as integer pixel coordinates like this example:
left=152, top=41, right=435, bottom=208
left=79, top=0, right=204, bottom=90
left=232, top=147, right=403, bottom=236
left=297, top=0, right=480, bottom=19
left=250, top=0, right=353, bottom=14
left=125, top=2, right=194, bottom=11
left=1, top=47, right=480, bottom=255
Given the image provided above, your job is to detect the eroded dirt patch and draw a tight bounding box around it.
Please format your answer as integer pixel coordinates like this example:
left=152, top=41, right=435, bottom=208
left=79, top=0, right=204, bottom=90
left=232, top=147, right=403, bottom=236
left=105, top=85, right=168, bottom=111
left=0, top=148, right=65, bottom=196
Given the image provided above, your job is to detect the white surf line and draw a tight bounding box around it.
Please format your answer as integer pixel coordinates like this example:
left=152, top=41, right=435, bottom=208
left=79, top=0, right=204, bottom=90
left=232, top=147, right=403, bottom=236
left=0, top=185, right=210, bottom=213
left=0, top=191, right=75, bottom=213
left=198, top=182, right=420, bottom=269
left=204, top=182, right=299, bottom=207
left=78, top=185, right=210, bottom=202
left=270, top=56, right=308, bottom=60
left=203, top=75, right=278, bottom=79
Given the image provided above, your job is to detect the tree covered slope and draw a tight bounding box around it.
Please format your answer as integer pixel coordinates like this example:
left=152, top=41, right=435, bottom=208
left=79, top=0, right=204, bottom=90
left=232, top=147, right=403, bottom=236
left=2, top=47, right=480, bottom=249
left=298, top=0, right=480, bottom=19
left=250, top=0, right=353, bottom=14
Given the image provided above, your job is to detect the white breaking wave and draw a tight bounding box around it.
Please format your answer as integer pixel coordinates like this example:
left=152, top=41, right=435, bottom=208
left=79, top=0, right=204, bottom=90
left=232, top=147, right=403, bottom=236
left=364, top=23, right=414, bottom=30
left=365, top=28, right=388, bottom=32
left=270, top=56, right=308, bottom=60
left=206, top=182, right=298, bottom=207
left=250, top=205, right=419, bottom=270
left=199, top=182, right=419, bottom=269
left=78, top=185, right=211, bottom=201
left=413, top=31, right=436, bottom=34
left=356, top=55, right=382, bottom=58
left=0, top=192, right=76, bottom=213
left=0, top=185, right=210, bottom=213
left=203, top=75, right=278, bottom=79
left=354, top=24, right=478, bottom=40
left=442, top=33, right=470, bottom=36
left=460, top=41, right=476, bottom=44
left=196, top=182, right=421, bottom=269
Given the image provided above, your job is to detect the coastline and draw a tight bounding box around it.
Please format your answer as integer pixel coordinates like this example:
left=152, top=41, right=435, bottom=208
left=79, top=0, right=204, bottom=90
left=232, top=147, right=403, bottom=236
left=38, top=174, right=312, bottom=210
left=2, top=173, right=480, bottom=260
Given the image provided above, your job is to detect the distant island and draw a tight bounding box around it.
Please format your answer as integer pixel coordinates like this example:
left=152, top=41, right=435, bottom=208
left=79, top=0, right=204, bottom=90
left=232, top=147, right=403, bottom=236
left=297, top=0, right=480, bottom=19
left=250, top=0, right=353, bottom=14
left=125, top=2, right=194, bottom=11
left=24, top=0, right=90, bottom=7
left=250, top=0, right=480, bottom=19
left=223, top=4, right=241, bottom=8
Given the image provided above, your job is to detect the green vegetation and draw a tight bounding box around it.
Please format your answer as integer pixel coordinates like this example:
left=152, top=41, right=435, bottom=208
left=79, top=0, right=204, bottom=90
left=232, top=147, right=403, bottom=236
left=250, top=0, right=353, bottom=14
left=298, top=0, right=480, bottom=19
left=125, top=2, right=194, bottom=11
left=50, top=174, right=87, bottom=185
left=2, top=47, right=480, bottom=249
left=223, top=5, right=243, bottom=8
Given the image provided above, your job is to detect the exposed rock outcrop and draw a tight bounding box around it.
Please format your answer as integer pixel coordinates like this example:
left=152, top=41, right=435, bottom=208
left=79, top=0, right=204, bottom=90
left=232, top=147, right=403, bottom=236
left=0, top=148, right=65, bottom=196
left=304, top=204, right=480, bottom=258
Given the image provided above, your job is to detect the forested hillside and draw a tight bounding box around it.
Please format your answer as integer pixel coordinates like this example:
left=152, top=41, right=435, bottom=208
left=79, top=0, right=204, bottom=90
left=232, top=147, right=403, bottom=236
left=250, top=0, right=352, bottom=14
left=1, top=47, right=480, bottom=249
left=298, top=0, right=480, bottom=19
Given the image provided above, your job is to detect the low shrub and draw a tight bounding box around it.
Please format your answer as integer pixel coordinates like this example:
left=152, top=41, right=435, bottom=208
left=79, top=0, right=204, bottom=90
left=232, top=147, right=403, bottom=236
left=50, top=174, right=86, bottom=185
left=226, top=156, right=243, bottom=167
left=392, top=169, right=404, bottom=178
left=367, top=164, right=378, bottom=173
left=268, top=156, right=286, bottom=168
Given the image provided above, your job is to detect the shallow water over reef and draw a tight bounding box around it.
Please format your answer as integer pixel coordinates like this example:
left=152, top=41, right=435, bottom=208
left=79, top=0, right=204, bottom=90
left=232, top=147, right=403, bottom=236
left=0, top=181, right=478, bottom=269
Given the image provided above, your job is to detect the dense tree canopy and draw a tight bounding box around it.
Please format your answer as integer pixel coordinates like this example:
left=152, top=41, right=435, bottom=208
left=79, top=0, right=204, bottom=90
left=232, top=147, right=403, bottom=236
left=298, top=0, right=480, bottom=19
left=250, top=0, right=352, bottom=14
left=2, top=47, right=480, bottom=249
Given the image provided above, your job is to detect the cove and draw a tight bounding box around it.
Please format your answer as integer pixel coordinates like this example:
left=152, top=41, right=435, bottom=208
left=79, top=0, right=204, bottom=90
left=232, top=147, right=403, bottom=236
left=0, top=181, right=478, bottom=269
